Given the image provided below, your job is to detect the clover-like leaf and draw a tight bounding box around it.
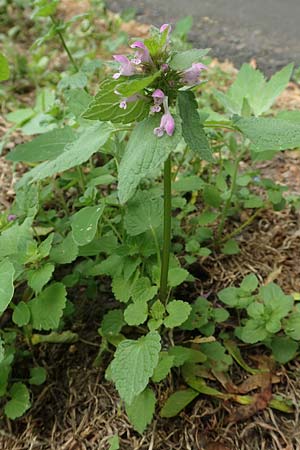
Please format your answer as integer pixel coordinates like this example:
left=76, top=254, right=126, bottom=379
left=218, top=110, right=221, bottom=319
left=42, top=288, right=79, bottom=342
left=4, top=382, right=31, bottom=419
left=164, top=300, right=192, bottom=328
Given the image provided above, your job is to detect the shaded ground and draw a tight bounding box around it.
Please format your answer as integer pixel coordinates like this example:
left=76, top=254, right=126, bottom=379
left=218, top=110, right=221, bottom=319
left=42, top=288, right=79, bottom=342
left=107, top=0, right=300, bottom=74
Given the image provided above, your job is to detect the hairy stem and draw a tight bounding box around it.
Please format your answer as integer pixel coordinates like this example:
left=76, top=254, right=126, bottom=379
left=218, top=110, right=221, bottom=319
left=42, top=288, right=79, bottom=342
left=217, top=149, right=245, bottom=240
left=159, top=155, right=172, bottom=304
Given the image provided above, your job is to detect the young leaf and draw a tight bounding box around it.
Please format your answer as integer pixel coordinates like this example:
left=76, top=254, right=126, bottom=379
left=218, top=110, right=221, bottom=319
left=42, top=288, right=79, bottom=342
left=27, top=263, right=55, bottom=293
left=168, top=268, right=189, bottom=288
left=0, top=53, right=10, bottom=81
left=178, top=91, right=213, bottom=162
left=4, top=383, right=31, bottom=419
left=168, top=345, right=206, bottom=366
left=285, top=312, right=300, bottom=340
left=169, top=48, right=210, bottom=70
left=124, top=302, right=148, bottom=326
left=50, top=232, right=78, bottom=264
left=221, top=239, right=240, bottom=255
left=0, top=260, right=15, bottom=314
left=118, top=115, right=181, bottom=204
left=125, top=387, right=156, bottom=434
left=12, top=301, right=31, bottom=327
left=152, top=353, right=174, bottom=382
left=116, top=73, right=160, bottom=97
left=29, top=367, right=47, bottom=385
left=111, top=331, right=161, bottom=405
left=82, top=78, right=149, bottom=123
left=7, top=127, right=76, bottom=162
left=18, top=123, right=112, bottom=186
left=270, top=336, right=298, bottom=364
left=160, top=388, right=198, bottom=418
left=164, top=300, right=192, bottom=328
left=131, top=277, right=158, bottom=303
left=234, top=116, right=300, bottom=152
left=107, top=435, right=119, bottom=450
left=124, top=191, right=163, bottom=236
left=29, top=283, right=67, bottom=330
left=101, top=310, right=125, bottom=338
left=71, top=204, right=105, bottom=246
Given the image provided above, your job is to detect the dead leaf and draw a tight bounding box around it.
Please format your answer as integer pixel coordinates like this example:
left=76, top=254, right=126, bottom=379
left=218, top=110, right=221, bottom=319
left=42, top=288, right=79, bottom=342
left=237, top=372, right=279, bottom=394
left=227, top=385, right=273, bottom=423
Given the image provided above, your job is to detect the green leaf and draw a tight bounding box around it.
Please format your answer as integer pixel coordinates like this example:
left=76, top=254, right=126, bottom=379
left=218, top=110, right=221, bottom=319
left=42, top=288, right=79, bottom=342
left=107, top=435, right=119, bottom=450
left=116, top=73, right=160, bottom=97
left=270, top=336, right=298, bottom=364
left=124, top=301, right=148, bottom=326
left=124, top=191, right=163, bottom=236
left=71, top=204, right=105, bottom=246
left=12, top=301, right=30, bottom=327
left=29, top=367, right=47, bottom=385
left=173, top=16, right=193, bottom=38
left=178, top=91, right=213, bottom=162
left=240, top=274, right=258, bottom=292
left=65, top=89, right=92, bottom=118
left=234, top=116, right=300, bottom=152
left=50, top=232, right=78, bottom=264
left=82, top=78, right=149, bottom=123
left=172, top=175, right=204, bottom=192
left=27, top=263, right=55, bottom=293
left=111, top=331, right=161, bottom=405
left=203, top=185, right=221, bottom=207
left=131, top=277, right=158, bottom=303
left=239, top=319, right=268, bottom=343
left=168, top=268, right=189, bottom=288
left=125, top=388, right=156, bottom=434
left=201, top=342, right=233, bottom=372
left=260, top=283, right=294, bottom=318
left=4, top=382, right=31, bottom=419
left=29, top=283, right=67, bottom=330
left=221, top=239, right=240, bottom=255
left=164, top=300, right=192, bottom=328
left=256, top=63, right=294, bottom=114
left=160, top=388, right=198, bottom=418
left=168, top=345, right=206, bottom=366
left=7, top=127, right=76, bottom=162
left=0, top=260, right=15, bottom=314
left=152, top=353, right=174, bottom=382
left=285, top=312, right=300, bottom=340
left=101, top=310, right=125, bottom=338
left=118, top=115, right=182, bottom=204
left=169, top=48, right=210, bottom=70
left=58, top=72, right=88, bottom=90
left=18, top=123, right=112, bottom=185
left=33, top=0, right=58, bottom=17
left=0, top=53, right=10, bottom=81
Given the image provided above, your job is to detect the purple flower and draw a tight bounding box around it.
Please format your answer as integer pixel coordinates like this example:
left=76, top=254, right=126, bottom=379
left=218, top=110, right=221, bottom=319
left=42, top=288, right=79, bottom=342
left=160, top=23, right=172, bottom=44
left=181, top=62, right=207, bottom=85
left=130, top=41, right=152, bottom=64
left=7, top=214, right=17, bottom=222
left=161, top=63, right=169, bottom=72
left=154, top=97, right=175, bottom=137
left=118, top=94, right=140, bottom=109
left=160, top=23, right=171, bottom=34
left=113, top=55, right=136, bottom=79
left=151, top=89, right=165, bottom=113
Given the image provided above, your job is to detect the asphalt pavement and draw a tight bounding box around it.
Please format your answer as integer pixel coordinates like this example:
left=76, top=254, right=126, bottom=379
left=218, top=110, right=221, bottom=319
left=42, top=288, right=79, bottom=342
left=107, top=0, right=300, bottom=74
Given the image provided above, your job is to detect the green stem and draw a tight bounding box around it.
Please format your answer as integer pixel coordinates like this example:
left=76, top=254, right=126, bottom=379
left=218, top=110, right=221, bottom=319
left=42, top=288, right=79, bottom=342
left=76, top=166, right=86, bottom=193
left=150, top=225, right=161, bottom=268
left=159, top=155, right=172, bottom=304
left=217, top=150, right=245, bottom=241
left=220, top=208, right=263, bottom=243
left=51, top=16, right=80, bottom=72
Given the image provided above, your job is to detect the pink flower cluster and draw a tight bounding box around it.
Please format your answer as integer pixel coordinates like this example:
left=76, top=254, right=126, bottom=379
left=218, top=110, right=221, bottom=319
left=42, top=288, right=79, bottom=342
left=111, top=23, right=207, bottom=138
